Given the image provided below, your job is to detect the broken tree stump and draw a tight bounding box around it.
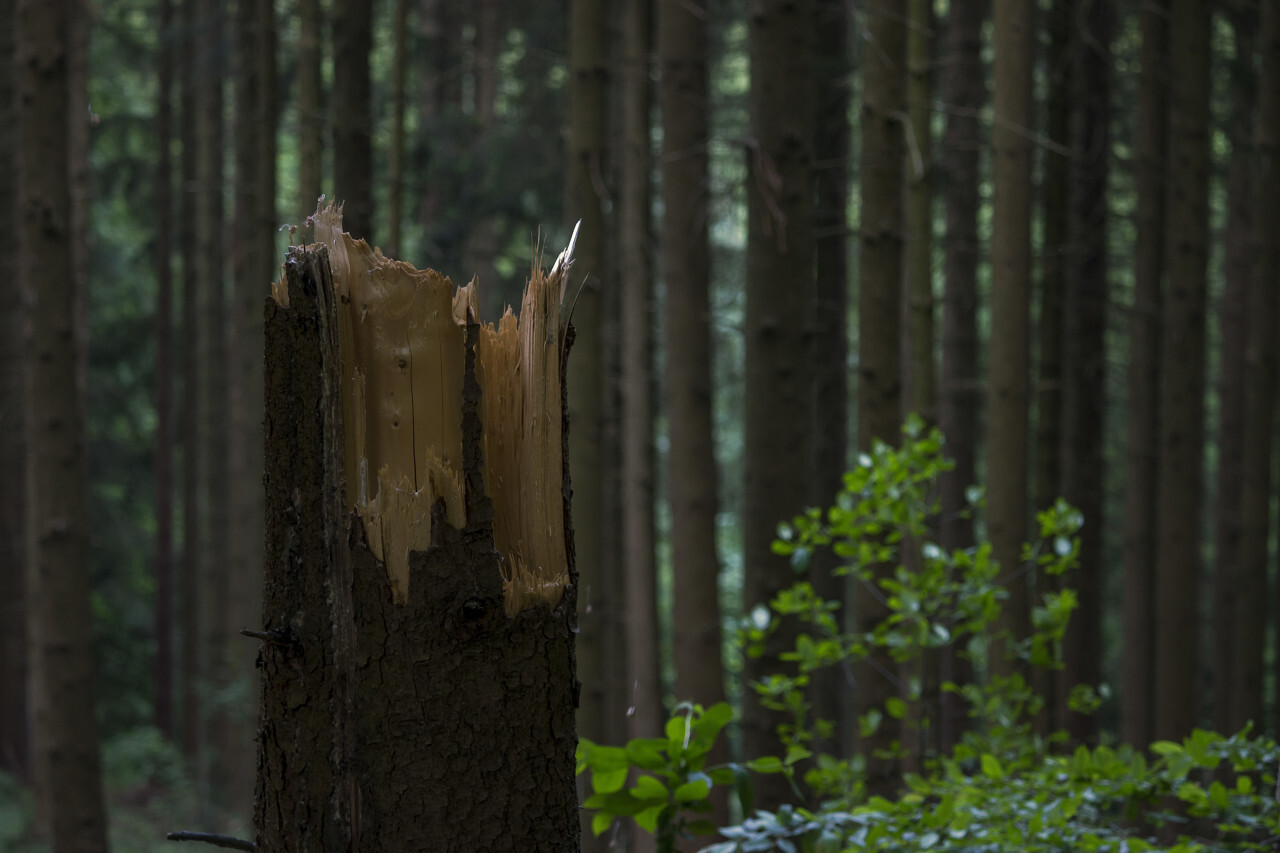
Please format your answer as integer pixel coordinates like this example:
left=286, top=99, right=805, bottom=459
left=254, top=206, right=581, bottom=852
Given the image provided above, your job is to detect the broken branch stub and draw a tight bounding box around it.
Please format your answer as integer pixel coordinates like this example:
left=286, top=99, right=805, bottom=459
left=280, top=202, right=573, bottom=614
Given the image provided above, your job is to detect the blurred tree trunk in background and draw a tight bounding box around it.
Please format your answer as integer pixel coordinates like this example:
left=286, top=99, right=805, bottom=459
left=936, top=0, right=986, bottom=755
left=1240, top=0, right=1278, bottom=739
left=153, top=0, right=177, bottom=744
left=1154, top=0, right=1210, bottom=743
left=1121, top=0, right=1167, bottom=751
left=855, top=0, right=905, bottom=797
left=1212, top=3, right=1255, bottom=737
left=297, top=0, right=322, bottom=215
left=1059, top=0, right=1111, bottom=746
left=1239, top=0, right=1280, bottom=732
left=621, top=0, right=660, bottom=741
left=462, top=0, right=501, bottom=303
left=743, top=0, right=815, bottom=810
left=179, top=0, right=203, bottom=766
left=904, top=0, right=934, bottom=425
left=333, top=0, right=372, bottom=241
left=387, top=0, right=409, bottom=258
left=0, top=0, right=30, bottom=785
left=900, top=0, right=934, bottom=775
left=197, top=0, right=232, bottom=813
left=567, top=0, right=617, bottom=845
left=986, top=0, right=1034, bottom=678
left=809, top=0, right=849, bottom=759
left=1033, top=0, right=1070, bottom=737
left=19, top=0, right=109, bottom=846
left=661, top=0, right=728, bottom=831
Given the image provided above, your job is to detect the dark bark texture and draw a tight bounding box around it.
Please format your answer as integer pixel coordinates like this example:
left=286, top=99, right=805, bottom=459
left=256, top=246, right=579, bottom=852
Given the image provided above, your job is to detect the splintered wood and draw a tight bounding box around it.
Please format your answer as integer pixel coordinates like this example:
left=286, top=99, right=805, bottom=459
left=274, top=203, right=570, bottom=614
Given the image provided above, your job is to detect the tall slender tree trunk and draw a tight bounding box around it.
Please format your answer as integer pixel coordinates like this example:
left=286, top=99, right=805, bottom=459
left=855, top=0, right=906, bottom=796
left=179, top=0, right=203, bottom=766
left=986, top=0, right=1034, bottom=676
left=197, top=0, right=232, bottom=812
left=387, top=0, right=409, bottom=258
left=936, top=0, right=986, bottom=754
left=904, top=0, right=934, bottom=424
left=1121, top=0, right=1168, bottom=750
left=154, top=0, right=177, bottom=743
left=1059, top=0, right=1111, bottom=745
left=743, top=0, right=815, bottom=810
left=332, top=0, right=372, bottom=241
left=1033, top=0, right=1071, bottom=737
left=809, top=0, right=849, bottom=759
left=1212, top=5, right=1256, bottom=736
left=1243, top=0, right=1280, bottom=739
left=1153, top=0, right=1211, bottom=743
left=621, top=0, right=660, bottom=741
left=297, top=0, right=322, bottom=214
left=566, top=1, right=618, bottom=845
left=0, top=0, right=29, bottom=784
left=19, top=0, right=109, bottom=847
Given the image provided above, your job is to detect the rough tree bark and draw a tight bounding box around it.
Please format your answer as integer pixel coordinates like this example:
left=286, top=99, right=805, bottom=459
left=254, top=209, right=580, bottom=851
left=1121, top=0, right=1167, bottom=751
left=1153, top=0, right=1211, bottom=743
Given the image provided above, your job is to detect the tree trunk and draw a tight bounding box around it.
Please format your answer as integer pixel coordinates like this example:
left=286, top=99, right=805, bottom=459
left=19, top=0, right=109, bottom=846
left=0, top=0, right=29, bottom=784
left=855, top=0, right=906, bottom=796
left=179, top=0, right=203, bottom=766
left=1243, top=0, right=1279, bottom=739
left=254, top=211, right=579, bottom=851
left=743, top=0, right=815, bottom=810
left=1059, top=0, right=1111, bottom=746
left=936, top=0, right=986, bottom=754
left=1153, top=0, right=1211, bottom=743
left=566, top=4, right=617, bottom=833
left=904, top=0, right=934, bottom=424
left=1033, top=0, right=1070, bottom=737
left=387, top=0, right=409, bottom=257
left=621, top=0, right=660, bottom=741
left=1212, top=5, right=1255, bottom=736
left=296, top=0, right=322, bottom=214
left=1121, top=0, right=1167, bottom=751
left=332, top=0, right=372, bottom=241
left=986, top=0, right=1034, bottom=678
left=154, top=0, right=177, bottom=743
left=197, top=0, right=233, bottom=812
left=809, top=0, right=849, bottom=759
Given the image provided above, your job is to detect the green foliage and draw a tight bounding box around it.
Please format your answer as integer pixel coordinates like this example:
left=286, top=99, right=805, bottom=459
left=579, top=420, right=1280, bottom=852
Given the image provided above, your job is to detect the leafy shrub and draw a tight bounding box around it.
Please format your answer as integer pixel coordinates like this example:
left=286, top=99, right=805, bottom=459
left=577, top=420, right=1280, bottom=852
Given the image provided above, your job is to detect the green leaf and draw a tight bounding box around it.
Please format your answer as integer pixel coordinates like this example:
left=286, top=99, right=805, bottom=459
left=591, top=812, right=613, bottom=837
left=1149, top=740, right=1183, bottom=756
left=630, top=775, right=668, bottom=800
left=673, top=778, right=710, bottom=802
left=980, top=753, right=1004, bottom=779
left=625, top=739, right=667, bottom=770
left=746, top=756, right=784, bottom=774
left=634, top=804, right=666, bottom=833
left=885, top=697, right=907, bottom=720
left=592, top=766, right=629, bottom=794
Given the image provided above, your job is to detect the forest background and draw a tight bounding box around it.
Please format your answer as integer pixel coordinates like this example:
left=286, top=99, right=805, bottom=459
left=2, top=0, right=1279, bottom=850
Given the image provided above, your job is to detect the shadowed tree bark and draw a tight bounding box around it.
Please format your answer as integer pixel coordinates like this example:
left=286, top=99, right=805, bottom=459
left=1059, top=0, right=1112, bottom=745
left=1241, top=0, right=1279, bottom=738
left=1121, top=0, right=1167, bottom=750
left=936, top=0, right=986, bottom=754
left=0, top=0, right=29, bottom=784
left=743, top=0, right=815, bottom=810
left=19, top=0, right=109, bottom=846
left=985, top=0, right=1034, bottom=678
left=1153, top=0, right=1211, bottom=743
left=809, top=0, right=849, bottom=759
left=855, top=0, right=906, bottom=796
left=1212, top=3, right=1256, bottom=736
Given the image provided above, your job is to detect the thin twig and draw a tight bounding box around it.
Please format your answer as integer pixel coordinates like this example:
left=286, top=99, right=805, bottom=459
left=167, top=831, right=255, bottom=851
left=240, top=627, right=287, bottom=644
